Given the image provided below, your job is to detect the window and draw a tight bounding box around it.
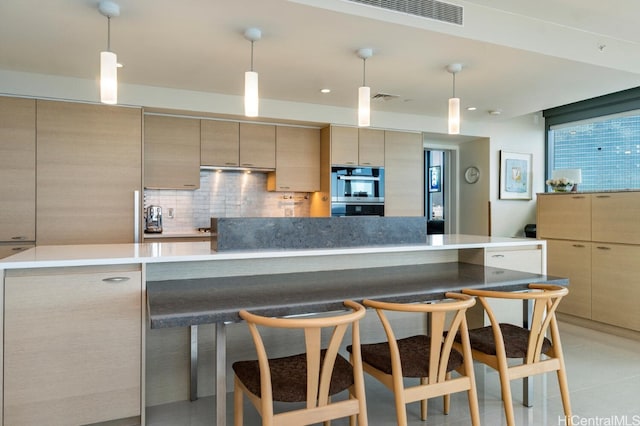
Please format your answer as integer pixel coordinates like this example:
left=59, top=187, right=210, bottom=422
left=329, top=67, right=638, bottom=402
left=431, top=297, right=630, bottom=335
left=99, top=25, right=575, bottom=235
left=549, top=112, right=640, bottom=191
left=544, top=87, right=640, bottom=192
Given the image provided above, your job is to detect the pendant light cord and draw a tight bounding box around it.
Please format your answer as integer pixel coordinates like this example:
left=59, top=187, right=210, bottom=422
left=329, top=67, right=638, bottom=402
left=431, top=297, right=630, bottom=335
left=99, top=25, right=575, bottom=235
left=362, top=58, right=367, bottom=86
left=106, top=16, right=111, bottom=52
left=250, top=41, right=254, bottom=72
left=452, top=72, right=456, bottom=98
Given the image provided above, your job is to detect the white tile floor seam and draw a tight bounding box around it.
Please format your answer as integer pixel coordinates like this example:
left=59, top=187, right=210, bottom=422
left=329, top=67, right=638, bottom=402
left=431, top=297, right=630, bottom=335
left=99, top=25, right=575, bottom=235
left=146, top=321, right=640, bottom=425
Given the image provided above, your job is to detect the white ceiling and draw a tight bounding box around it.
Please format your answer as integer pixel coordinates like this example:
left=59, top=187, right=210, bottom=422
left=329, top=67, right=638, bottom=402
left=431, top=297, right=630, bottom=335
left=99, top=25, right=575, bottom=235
left=1, top=0, right=640, bottom=125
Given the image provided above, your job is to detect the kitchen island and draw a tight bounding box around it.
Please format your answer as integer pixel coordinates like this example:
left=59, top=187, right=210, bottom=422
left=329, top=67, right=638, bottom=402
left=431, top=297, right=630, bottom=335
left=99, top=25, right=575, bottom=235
left=0, top=234, right=553, bottom=426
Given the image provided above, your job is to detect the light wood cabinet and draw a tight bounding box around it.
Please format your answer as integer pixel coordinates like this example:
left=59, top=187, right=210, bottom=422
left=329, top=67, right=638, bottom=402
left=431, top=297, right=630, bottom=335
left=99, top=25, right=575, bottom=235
left=537, top=191, right=640, bottom=330
left=3, top=265, right=142, bottom=425
left=330, top=126, right=358, bottom=165
left=0, top=97, right=36, bottom=243
left=267, top=126, right=320, bottom=192
left=592, top=243, right=640, bottom=331
left=358, top=128, right=384, bottom=166
left=239, top=123, right=276, bottom=169
left=201, top=120, right=240, bottom=167
left=37, top=100, right=142, bottom=245
left=383, top=130, right=423, bottom=216
left=537, top=193, right=591, bottom=240
left=330, top=126, right=384, bottom=166
left=0, top=243, right=34, bottom=259
left=591, top=192, right=640, bottom=244
left=547, top=240, right=591, bottom=319
left=144, top=114, right=200, bottom=189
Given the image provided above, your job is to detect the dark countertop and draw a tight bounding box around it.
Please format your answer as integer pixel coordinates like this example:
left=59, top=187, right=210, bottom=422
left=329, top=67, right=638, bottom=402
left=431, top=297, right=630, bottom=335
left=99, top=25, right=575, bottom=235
left=146, top=262, right=568, bottom=328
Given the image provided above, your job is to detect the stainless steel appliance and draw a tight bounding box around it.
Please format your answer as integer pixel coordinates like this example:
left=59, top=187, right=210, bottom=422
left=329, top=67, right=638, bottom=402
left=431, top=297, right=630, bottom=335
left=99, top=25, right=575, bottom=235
left=331, top=166, right=384, bottom=216
left=145, top=205, right=163, bottom=233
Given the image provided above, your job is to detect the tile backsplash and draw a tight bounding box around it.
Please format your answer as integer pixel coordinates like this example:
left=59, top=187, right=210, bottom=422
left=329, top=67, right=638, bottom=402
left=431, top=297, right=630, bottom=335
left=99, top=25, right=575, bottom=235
left=144, top=170, right=311, bottom=233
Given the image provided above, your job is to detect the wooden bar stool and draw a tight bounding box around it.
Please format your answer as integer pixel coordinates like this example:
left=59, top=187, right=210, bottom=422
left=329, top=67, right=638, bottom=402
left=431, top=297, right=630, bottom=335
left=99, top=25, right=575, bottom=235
left=232, top=300, right=368, bottom=426
left=456, top=284, right=572, bottom=426
left=349, top=292, right=480, bottom=426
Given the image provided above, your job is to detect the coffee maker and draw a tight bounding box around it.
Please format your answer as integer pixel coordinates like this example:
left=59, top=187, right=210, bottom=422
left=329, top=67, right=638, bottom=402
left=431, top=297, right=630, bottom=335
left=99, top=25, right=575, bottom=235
left=145, top=205, right=163, bottom=233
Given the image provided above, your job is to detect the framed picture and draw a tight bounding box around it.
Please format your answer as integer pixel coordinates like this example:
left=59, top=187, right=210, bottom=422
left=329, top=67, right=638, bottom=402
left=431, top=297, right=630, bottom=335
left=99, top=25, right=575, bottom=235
left=428, top=166, right=441, bottom=192
left=499, top=151, right=532, bottom=200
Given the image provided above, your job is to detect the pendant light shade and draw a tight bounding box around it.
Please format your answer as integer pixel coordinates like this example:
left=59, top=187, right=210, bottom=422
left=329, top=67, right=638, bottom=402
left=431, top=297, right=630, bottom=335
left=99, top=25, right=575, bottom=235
left=244, top=28, right=262, bottom=117
left=448, top=97, right=460, bottom=134
left=446, top=63, right=462, bottom=135
left=357, top=48, right=373, bottom=127
left=100, top=51, right=118, bottom=105
left=98, top=1, right=120, bottom=105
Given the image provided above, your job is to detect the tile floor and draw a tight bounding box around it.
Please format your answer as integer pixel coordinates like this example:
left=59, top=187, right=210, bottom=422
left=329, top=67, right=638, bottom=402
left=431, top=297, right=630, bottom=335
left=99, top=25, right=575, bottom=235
left=147, top=321, right=640, bottom=425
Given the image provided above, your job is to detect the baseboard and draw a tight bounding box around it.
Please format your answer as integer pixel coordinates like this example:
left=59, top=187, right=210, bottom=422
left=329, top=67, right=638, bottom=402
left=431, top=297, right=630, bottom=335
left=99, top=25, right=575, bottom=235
left=557, top=312, right=640, bottom=341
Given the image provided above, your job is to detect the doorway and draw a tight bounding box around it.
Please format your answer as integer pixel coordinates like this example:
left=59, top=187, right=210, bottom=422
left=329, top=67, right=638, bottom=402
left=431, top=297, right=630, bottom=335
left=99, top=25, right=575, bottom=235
left=424, top=149, right=450, bottom=234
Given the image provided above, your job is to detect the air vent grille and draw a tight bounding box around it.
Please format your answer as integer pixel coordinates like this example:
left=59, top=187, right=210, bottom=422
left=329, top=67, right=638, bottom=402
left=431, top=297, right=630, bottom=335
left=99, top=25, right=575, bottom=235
left=372, top=92, right=400, bottom=101
left=346, top=0, right=463, bottom=26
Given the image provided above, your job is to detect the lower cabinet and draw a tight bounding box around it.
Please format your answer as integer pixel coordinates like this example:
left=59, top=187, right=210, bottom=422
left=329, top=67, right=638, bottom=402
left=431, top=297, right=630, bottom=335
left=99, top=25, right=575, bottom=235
left=3, top=266, right=142, bottom=425
left=592, top=243, right=640, bottom=331
left=547, top=239, right=592, bottom=319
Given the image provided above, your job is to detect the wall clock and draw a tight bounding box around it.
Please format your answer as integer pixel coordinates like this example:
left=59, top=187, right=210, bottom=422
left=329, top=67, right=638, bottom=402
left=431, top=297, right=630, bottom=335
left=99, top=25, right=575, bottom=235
left=464, top=166, right=480, bottom=184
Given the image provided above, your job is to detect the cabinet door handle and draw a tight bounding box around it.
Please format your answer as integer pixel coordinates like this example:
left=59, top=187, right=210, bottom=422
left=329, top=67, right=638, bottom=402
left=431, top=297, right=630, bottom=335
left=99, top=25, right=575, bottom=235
left=102, top=276, right=131, bottom=283
left=11, top=247, right=26, bottom=252
left=571, top=196, right=586, bottom=199
left=183, top=184, right=196, bottom=187
left=596, top=246, right=611, bottom=250
left=572, top=244, right=586, bottom=248
left=595, top=195, right=611, bottom=198
left=11, top=236, right=27, bottom=240
left=491, top=254, right=505, bottom=258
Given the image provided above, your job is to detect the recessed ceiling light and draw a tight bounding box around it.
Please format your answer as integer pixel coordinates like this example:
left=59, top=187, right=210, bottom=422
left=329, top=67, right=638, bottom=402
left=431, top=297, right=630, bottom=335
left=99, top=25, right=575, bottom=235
left=466, top=106, right=477, bottom=111
left=489, top=109, right=502, bottom=115
left=320, top=88, right=331, bottom=94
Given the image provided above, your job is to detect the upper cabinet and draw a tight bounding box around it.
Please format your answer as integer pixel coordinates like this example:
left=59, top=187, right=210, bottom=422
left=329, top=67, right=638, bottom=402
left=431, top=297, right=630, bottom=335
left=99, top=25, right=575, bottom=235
left=267, top=126, right=320, bottom=192
left=201, top=120, right=240, bottom=167
left=0, top=97, right=36, bottom=243
left=144, top=114, right=201, bottom=189
left=239, top=123, right=276, bottom=169
left=201, top=121, right=276, bottom=170
left=358, top=128, right=385, bottom=166
left=37, top=100, right=142, bottom=245
left=330, top=125, right=384, bottom=167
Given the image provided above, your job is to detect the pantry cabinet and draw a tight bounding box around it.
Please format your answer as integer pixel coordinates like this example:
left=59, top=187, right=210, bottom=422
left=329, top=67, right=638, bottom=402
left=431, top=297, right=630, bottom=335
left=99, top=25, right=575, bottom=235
left=3, top=265, right=142, bottom=425
left=267, top=126, right=320, bottom=192
left=384, top=130, right=423, bottom=216
left=537, top=191, right=640, bottom=330
left=0, top=97, right=36, bottom=243
left=37, top=100, right=142, bottom=245
left=144, top=114, right=200, bottom=189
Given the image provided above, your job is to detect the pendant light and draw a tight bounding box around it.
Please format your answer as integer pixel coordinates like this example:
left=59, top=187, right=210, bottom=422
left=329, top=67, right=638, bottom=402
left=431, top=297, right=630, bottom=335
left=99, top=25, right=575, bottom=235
left=98, top=1, right=120, bottom=105
left=244, top=28, right=262, bottom=117
left=446, top=63, right=462, bottom=135
left=357, top=48, right=373, bottom=127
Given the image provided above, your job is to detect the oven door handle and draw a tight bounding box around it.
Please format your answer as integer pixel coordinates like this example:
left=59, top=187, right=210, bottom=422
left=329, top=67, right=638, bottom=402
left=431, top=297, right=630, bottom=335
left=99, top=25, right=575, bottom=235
left=337, top=176, right=380, bottom=181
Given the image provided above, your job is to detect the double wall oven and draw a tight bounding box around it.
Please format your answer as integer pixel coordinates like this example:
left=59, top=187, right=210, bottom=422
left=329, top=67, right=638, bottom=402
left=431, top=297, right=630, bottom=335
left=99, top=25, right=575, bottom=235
left=331, top=166, right=384, bottom=216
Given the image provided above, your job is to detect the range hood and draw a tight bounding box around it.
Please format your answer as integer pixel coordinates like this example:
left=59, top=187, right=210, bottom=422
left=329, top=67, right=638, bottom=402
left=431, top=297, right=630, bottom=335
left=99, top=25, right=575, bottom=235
left=200, top=165, right=275, bottom=173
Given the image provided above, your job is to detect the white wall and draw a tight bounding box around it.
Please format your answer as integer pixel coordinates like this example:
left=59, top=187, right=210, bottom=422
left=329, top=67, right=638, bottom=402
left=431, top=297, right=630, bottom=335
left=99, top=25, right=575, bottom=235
left=1, top=70, right=547, bottom=237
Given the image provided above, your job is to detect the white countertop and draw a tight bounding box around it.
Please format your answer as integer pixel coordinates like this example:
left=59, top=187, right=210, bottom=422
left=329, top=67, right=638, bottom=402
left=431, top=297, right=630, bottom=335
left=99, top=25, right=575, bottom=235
left=0, top=234, right=544, bottom=270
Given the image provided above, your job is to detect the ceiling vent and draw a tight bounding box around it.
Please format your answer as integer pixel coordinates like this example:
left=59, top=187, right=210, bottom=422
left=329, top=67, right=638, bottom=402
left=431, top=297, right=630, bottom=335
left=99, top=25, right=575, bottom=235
left=345, top=0, right=463, bottom=26
left=372, top=92, right=400, bottom=101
